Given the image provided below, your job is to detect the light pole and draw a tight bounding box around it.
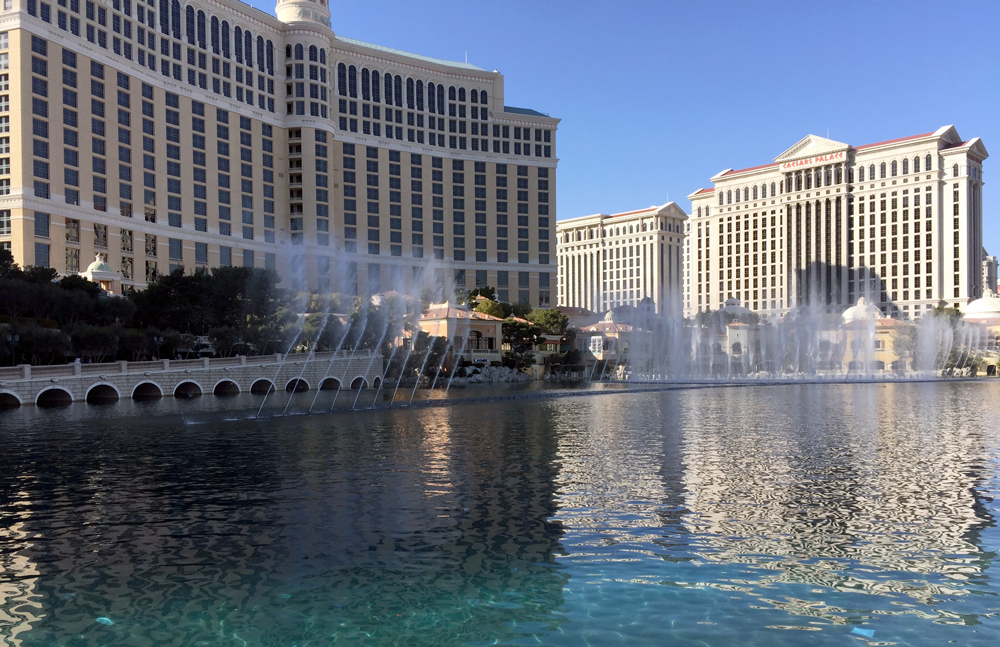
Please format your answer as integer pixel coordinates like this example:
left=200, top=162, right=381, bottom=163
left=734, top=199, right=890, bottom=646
left=6, top=333, right=18, bottom=366
left=152, top=335, right=163, bottom=359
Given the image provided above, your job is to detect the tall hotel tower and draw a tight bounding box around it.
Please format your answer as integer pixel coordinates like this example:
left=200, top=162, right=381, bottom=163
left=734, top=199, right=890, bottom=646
left=0, top=0, right=559, bottom=305
left=685, top=126, right=987, bottom=320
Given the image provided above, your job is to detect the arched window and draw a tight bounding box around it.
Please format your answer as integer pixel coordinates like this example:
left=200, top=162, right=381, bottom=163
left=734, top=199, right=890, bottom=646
left=629, top=225, right=633, bottom=234
left=415, top=80, right=424, bottom=111
left=257, top=36, right=265, bottom=72
left=265, top=41, right=273, bottom=75
left=308, top=45, right=317, bottom=62
left=235, top=27, right=243, bottom=63
left=805, top=172, right=811, bottom=190
left=902, top=159, right=908, bottom=174
left=824, top=167, right=832, bottom=185
left=480, top=90, right=487, bottom=104
left=348, top=65, right=357, bottom=98
left=953, top=164, right=959, bottom=177
left=196, top=10, right=206, bottom=48
left=859, top=165, right=865, bottom=182
left=244, top=31, right=252, bottom=67
left=394, top=75, right=402, bottom=107
left=294, top=44, right=304, bottom=60
left=719, top=193, right=723, bottom=206
left=890, top=160, right=897, bottom=177
left=337, top=63, right=347, bottom=96
left=371, top=71, right=381, bottom=102
left=879, top=162, right=886, bottom=178
left=925, top=154, right=932, bottom=171
left=170, top=0, right=180, bottom=39
left=642, top=222, right=647, bottom=231
left=406, top=78, right=414, bottom=109
left=160, top=0, right=168, bottom=33
left=361, top=68, right=370, bottom=100
left=726, top=190, right=732, bottom=204
left=426, top=81, right=434, bottom=112
left=458, top=87, right=465, bottom=102
left=753, top=185, right=758, bottom=200
left=470, top=89, right=478, bottom=103
left=697, top=207, right=702, bottom=217
left=868, top=164, right=875, bottom=180
left=320, top=49, right=326, bottom=64
left=210, top=16, right=219, bottom=54
left=437, top=85, right=445, bottom=114
left=285, top=44, right=291, bottom=59
left=449, top=86, right=456, bottom=101
left=185, top=6, right=195, bottom=44
left=221, top=21, right=230, bottom=58
left=384, top=73, right=393, bottom=105
left=836, top=166, right=842, bottom=184
left=913, top=156, right=920, bottom=173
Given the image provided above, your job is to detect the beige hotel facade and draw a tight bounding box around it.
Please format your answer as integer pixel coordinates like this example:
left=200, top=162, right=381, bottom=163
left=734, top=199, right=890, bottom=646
left=556, top=203, right=687, bottom=315
left=685, top=126, right=988, bottom=320
left=0, top=0, right=558, bottom=305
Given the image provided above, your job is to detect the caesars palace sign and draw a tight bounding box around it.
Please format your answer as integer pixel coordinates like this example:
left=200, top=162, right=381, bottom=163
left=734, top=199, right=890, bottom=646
left=781, top=151, right=845, bottom=170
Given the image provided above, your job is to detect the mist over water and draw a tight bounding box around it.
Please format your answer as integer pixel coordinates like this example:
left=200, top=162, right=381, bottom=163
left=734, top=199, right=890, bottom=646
left=2, top=382, right=1000, bottom=645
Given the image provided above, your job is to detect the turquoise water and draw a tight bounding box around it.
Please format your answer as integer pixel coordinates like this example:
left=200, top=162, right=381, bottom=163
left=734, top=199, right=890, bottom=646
left=1, top=382, right=999, bottom=645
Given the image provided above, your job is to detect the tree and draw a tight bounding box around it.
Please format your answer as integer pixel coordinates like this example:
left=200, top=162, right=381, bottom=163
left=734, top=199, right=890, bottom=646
left=511, top=303, right=533, bottom=318
left=474, top=299, right=506, bottom=319
left=0, top=247, right=16, bottom=278
left=526, top=308, right=568, bottom=334
left=68, top=324, right=120, bottom=363
left=502, top=319, right=545, bottom=370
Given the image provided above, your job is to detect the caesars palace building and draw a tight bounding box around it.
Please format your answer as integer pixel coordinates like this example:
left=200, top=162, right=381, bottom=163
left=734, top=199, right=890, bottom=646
left=685, top=126, right=988, bottom=320
left=0, top=0, right=558, bottom=305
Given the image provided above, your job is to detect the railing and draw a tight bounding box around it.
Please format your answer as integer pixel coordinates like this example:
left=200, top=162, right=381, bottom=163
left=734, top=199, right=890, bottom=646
left=0, top=349, right=377, bottom=382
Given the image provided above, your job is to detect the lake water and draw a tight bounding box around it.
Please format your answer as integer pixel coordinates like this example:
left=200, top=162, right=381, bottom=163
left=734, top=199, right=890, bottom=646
left=2, top=382, right=1000, bottom=646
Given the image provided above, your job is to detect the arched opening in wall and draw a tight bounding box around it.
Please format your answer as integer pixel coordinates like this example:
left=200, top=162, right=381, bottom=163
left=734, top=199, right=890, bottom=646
left=86, top=384, right=120, bottom=405
left=285, top=379, right=309, bottom=393
left=350, top=377, right=367, bottom=390
left=36, top=388, right=73, bottom=408
left=173, top=381, right=203, bottom=399
left=0, top=392, right=21, bottom=409
left=132, top=382, right=163, bottom=401
left=319, top=377, right=341, bottom=390
left=371, top=377, right=382, bottom=389
left=250, top=379, right=276, bottom=395
left=213, top=380, right=240, bottom=397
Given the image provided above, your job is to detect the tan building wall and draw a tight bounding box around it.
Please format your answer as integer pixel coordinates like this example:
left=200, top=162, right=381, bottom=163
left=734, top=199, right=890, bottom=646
left=0, top=0, right=558, bottom=307
left=556, top=203, right=687, bottom=315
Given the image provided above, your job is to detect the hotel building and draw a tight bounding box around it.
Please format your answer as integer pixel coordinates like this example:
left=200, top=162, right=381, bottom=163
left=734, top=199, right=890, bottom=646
left=982, top=251, right=997, bottom=295
left=556, top=202, right=687, bottom=315
left=0, top=0, right=558, bottom=305
left=685, top=126, right=988, bottom=320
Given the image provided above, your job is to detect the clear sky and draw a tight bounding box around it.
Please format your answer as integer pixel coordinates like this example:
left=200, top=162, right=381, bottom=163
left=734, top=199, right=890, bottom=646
left=247, top=0, right=1000, bottom=252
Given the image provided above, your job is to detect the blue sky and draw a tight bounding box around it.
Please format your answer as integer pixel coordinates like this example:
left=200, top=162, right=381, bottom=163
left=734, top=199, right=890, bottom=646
left=247, top=0, right=1000, bottom=252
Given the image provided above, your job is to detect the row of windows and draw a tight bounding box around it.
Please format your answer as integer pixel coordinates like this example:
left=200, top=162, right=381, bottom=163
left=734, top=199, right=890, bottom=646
left=337, top=63, right=488, bottom=114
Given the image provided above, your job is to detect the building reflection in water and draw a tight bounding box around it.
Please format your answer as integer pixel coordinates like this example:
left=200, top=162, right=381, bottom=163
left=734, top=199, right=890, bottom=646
left=0, top=512, right=42, bottom=646
left=0, top=401, right=569, bottom=646
left=548, top=383, right=997, bottom=625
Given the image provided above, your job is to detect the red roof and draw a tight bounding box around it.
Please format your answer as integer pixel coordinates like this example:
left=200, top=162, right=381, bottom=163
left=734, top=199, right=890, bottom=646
left=716, top=131, right=938, bottom=181
left=854, top=131, right=934, bottom=150
left=693, top=187, right=715, bottom=195
left=722, top=162, right=779, bottom=176
left=610, top=206, right=658, bottom=218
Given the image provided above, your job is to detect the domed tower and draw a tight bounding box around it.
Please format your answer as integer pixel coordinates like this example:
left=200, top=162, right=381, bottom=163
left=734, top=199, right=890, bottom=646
left=275, top=0, right=332, bottom=29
